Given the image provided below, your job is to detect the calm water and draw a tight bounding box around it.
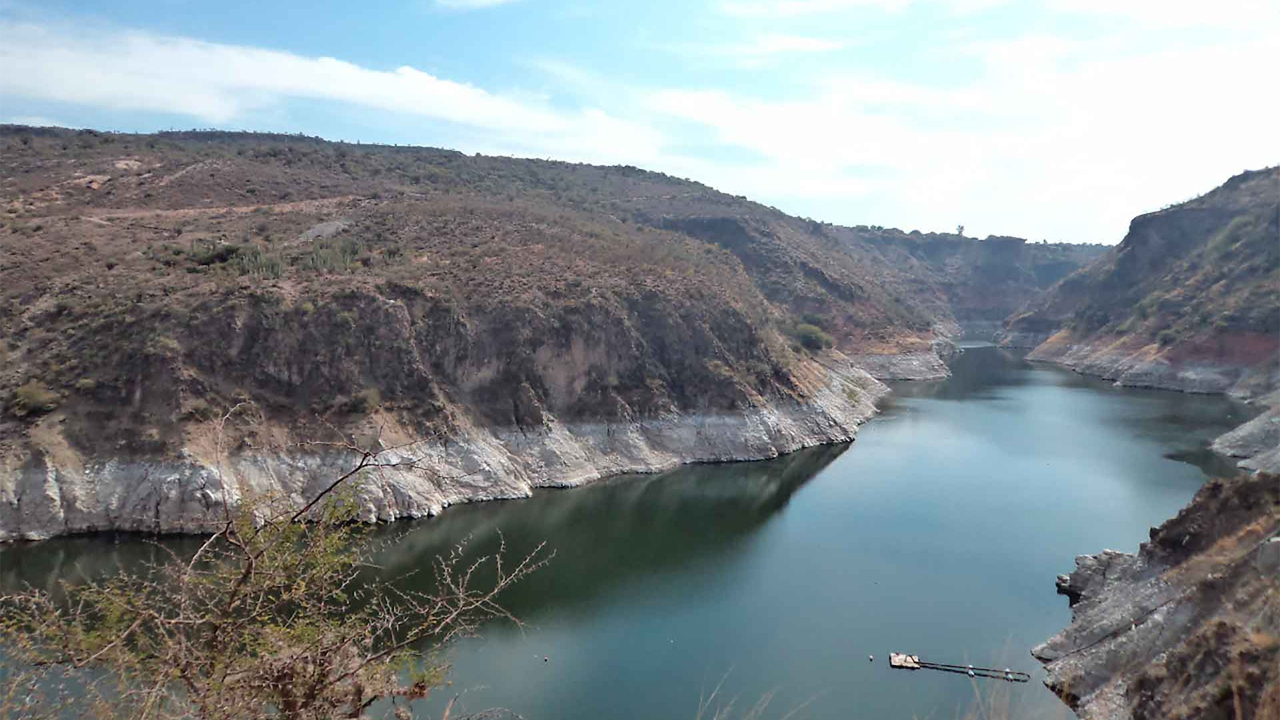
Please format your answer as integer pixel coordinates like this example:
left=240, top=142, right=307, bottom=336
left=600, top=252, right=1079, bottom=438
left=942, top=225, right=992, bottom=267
left=0, top=346, right=1252, bottom=719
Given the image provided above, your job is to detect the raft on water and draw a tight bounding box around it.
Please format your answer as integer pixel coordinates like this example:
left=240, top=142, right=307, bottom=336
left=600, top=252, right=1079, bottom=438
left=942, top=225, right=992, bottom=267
left=887, top=653, right=1030, bottom=683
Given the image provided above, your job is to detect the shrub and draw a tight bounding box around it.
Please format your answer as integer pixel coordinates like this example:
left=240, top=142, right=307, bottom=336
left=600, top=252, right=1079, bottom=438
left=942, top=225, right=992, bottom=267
left=232, top=245, right=284, bottom=279
left=346, top=387, right=382, bottom=414
left=793, top=323, right=835, bottom=351
left=0, top=456, right=547, bottom=719
left=11, top=381, right=59, bottom=417
left=1158, top=329, right=1178, bottom=346
left=194, top=244, right=241, bottom=266
left=306, top=237, right=366, bottom=273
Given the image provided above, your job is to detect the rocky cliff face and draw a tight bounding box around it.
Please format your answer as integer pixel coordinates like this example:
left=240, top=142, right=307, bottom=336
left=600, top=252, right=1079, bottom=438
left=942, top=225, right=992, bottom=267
left=1, top=352, right=885, bottom=540
left=1002, top=167, right=1279, bottom=402
left=1034, top=474, right=1280, bottom=720
left=1016, top=168, right=1280, bottom=720
left=0, top=127, right=1105, bottom=541
left=1212, top=391, right=1280, bottom=475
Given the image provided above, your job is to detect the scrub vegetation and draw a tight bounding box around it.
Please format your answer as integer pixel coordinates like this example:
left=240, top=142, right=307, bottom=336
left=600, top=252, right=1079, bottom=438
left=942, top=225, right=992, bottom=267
left=0, top=125, right=1103, bottom=472
left=0, top=420, right=551, bottom=720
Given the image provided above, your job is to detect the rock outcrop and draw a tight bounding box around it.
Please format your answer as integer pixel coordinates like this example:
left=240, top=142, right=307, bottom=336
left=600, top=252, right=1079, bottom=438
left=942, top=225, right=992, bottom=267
left=1, top=354, right=885, bottom=540
left=1212, top=391, right=1280, bottom=474
left=1020, top=168, right=1280, bottom=720
left=1034, top=474, right=1280, bottom=720
left=1002, top=167, right=1278, bottom=400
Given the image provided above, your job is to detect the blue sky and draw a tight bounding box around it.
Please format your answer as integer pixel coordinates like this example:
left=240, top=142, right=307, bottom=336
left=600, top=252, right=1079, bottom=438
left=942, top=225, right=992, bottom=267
left=2, top=0, right=1277, bottom=242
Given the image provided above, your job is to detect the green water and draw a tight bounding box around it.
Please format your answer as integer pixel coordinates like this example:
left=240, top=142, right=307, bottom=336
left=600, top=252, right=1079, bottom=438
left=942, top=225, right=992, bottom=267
left=0, top=346, right=1252, bottom=719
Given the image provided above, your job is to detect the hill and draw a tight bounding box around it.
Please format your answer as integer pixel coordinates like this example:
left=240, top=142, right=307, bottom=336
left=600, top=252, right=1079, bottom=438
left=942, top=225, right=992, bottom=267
left=0, top=126, right=1103, bottom=540
left=1002, top=167, right=1279, bottom=400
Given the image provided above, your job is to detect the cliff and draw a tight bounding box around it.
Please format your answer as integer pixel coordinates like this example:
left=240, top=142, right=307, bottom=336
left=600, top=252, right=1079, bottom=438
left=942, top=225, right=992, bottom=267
left=0, top=127, right=1099, bottom=540
left=1002, top=167, right=1279, bottom=402
left=1033, top=474, right=1280, bottom=720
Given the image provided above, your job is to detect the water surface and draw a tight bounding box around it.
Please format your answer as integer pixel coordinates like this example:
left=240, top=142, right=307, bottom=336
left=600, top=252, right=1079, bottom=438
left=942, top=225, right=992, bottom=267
left=0, top=347, right=1251, bottom=719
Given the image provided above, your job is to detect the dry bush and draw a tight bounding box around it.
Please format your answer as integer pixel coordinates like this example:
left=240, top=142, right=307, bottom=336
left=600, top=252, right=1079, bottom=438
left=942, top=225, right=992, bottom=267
left=0, top=415, right=550, bottom=720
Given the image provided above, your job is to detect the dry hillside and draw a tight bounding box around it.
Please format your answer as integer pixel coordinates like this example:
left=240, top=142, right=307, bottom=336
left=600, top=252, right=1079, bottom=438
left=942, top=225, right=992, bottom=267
left=1003, top=167, right=1279, bottom=399
left=0, top=126, right=1102, bottom=455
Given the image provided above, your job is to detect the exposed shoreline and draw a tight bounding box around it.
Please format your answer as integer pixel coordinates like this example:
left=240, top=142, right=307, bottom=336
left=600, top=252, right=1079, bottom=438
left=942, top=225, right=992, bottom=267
left=1, top=358, right=892, bottom=542
left=1022, top=344, right=1279, bottom=719
left=1032, top=474, right=1279, bottom=720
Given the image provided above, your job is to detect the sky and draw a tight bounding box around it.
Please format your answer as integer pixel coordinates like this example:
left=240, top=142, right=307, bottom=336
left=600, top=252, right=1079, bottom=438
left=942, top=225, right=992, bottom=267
left=1, top=1, right=1277, bottom=243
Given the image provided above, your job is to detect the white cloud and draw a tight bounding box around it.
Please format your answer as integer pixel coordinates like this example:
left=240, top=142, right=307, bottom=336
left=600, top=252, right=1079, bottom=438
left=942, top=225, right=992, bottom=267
left=6, top=115, right=75, bottom=128
left=1044, top=0, right=1280, bottom=29
left=645, top=28, right=1280, bottom=241
left=0, top=21, right=663, bottom=165
left=731, top=33, right=845, bottom=54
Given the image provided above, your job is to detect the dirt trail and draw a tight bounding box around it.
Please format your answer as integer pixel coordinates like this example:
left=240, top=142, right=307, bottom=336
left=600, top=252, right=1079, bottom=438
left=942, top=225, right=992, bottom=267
left=80, top=195, right=360, bottom=224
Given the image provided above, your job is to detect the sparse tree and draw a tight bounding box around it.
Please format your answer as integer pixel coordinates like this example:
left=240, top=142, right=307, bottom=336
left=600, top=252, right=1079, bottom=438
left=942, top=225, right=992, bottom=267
left=956, top=224, right=965, bottom=236
left=0, top=406, right=550, bottom=720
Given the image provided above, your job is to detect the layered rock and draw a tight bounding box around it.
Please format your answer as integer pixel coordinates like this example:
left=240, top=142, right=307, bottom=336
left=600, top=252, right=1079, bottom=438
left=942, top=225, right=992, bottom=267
left=1212, top=391, right=1280, bottom=474
left=1, top=355, right=885, bottom=541
left=1002, top=167, right=1279, bottom=401
left=1034, top=474, right=1280, bottom=720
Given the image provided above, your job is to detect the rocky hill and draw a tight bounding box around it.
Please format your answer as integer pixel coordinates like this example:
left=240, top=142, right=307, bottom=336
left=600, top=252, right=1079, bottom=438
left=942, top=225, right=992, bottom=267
left=1002, top=167, right=1280, bottom=400
left=0, top=126, right=1101, bottom=540
left=1034, top=473, right=1279, bottom=720
left=1019, top=167, right=1280, bottom=720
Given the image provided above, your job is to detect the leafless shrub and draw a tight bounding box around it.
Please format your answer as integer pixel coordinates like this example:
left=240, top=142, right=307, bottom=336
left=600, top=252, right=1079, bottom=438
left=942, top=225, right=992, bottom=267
left=0, top=408, right=550, bottom=720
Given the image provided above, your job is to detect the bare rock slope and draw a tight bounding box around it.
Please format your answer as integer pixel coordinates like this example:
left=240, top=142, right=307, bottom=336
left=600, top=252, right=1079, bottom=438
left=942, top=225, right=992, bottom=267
left=1034, top=474, right=1280, bottom=720
left=1002, top=167, right=1279, bottom=402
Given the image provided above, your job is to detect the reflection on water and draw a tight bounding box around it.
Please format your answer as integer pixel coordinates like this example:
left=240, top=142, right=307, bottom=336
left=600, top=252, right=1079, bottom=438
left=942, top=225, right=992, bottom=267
left=890, top=346, right=1034, bottom=402
left=374, top=443, right=849, bottom=621
left=0, top=347, right=1255, bottom=720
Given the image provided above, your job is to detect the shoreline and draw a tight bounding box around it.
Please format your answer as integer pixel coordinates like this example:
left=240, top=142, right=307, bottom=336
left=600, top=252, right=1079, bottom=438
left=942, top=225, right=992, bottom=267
left=0, top=359, right=893, bottom=542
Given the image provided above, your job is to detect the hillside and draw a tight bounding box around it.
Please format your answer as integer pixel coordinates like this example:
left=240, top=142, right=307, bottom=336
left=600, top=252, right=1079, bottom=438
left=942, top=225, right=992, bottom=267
left=1002, top=167, right=1280, bottom=400
left=1035, top=473, right=1279, bottom=720
left=0, top=126, right=1101, bottom=540
left=1019, top=168, right=1280, bottom=720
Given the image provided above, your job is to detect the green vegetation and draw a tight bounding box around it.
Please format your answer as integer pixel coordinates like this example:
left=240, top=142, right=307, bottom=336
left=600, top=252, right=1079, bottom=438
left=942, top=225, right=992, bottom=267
left=232, top=245, right=284, bottom=279
left=306, top=237, right=366, bottom=273
left=194, top=243, right=241, bottom=266
left=792, top=323, right=835, bottom=351
left=10, top=381, right=59, bottom=417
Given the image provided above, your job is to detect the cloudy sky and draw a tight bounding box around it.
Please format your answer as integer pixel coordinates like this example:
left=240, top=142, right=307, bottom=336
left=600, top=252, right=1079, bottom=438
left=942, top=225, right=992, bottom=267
left=2, top=0, right=1277, bottom=242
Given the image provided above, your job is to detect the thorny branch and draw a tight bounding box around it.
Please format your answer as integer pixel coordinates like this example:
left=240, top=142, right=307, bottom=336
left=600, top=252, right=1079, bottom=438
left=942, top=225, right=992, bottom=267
left=0, top=412, right=551, bottom=720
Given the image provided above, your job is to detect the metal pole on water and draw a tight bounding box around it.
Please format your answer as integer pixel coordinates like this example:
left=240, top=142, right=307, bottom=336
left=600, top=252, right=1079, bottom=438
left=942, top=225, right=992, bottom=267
left=887, top=653, right=1030, bottom=683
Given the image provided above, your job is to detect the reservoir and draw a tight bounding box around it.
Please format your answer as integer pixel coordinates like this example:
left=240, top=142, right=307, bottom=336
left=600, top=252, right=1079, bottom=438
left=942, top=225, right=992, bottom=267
left=0, top=346, right=1251, bottom=719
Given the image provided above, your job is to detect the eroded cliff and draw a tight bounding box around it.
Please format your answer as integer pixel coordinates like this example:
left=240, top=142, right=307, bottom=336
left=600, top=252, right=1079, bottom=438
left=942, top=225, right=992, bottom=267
left=1034, top=474, right=1280, bottom=720
left=1002, top=167, right=1279, bottom=402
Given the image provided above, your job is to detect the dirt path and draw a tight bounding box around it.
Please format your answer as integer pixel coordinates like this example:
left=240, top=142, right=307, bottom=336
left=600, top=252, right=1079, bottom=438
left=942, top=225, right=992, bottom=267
left=80, top=195, right=361, bottom=224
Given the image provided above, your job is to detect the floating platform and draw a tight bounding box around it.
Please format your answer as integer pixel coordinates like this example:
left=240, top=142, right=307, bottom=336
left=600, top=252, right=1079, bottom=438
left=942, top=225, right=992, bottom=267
left=887, top=652, right=1030, bottom=683
left=888, top=653, right=922, bottom=669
